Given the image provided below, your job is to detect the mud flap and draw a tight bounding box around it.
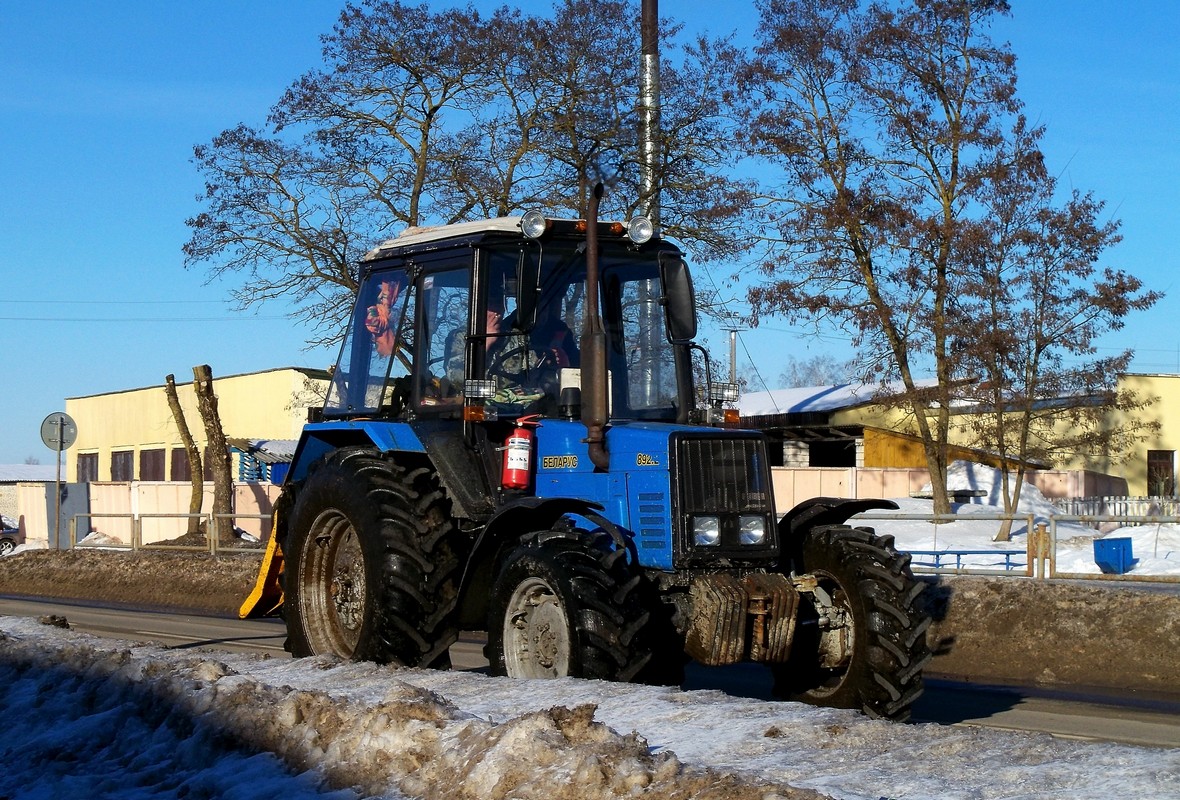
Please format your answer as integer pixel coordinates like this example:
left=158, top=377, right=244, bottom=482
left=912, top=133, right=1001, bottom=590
left=238, top=514, right=285, bottom=619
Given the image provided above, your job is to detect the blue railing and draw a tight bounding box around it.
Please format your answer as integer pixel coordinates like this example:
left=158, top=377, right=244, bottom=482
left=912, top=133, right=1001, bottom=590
left=906, top=549, right=1026, bottom=571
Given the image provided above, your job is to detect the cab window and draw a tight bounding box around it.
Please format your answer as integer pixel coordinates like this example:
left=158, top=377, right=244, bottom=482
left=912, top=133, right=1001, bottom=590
left=418, top=268, right=471, bottom=410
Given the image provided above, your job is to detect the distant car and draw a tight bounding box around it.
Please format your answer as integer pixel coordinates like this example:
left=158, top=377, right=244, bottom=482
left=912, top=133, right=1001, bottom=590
left=0, top=516, right=22, bottom=556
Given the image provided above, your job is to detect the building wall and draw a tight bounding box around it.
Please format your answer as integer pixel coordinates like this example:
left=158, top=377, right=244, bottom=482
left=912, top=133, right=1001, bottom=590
left=827, top=374, right=1180, bottom=496
left=0, top=485, right=17, bottom=521
left=64, top=368, right=327, bottom=483
left=1089, top=373, right=1180, bottom=497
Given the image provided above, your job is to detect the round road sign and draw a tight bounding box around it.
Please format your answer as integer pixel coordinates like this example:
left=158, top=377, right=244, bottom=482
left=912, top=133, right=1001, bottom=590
left=40, top=412, right=78, bottom=451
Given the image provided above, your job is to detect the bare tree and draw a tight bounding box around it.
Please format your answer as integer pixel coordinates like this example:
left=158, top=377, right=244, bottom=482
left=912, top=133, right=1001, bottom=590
left=184, top=0, right=749, bottom=347
left=193, top=365, right=234, bottom=544
left=184, top=2, right=494, bottom=346
left=184, top=125, right=366, bottom=347
left=954, top=161, right=1160, bottom=537
left=164, top=374, right=204, bottom=536
left=741, top=0, right=1048, bottom=514
left=778, top=353, right=854, bottom=388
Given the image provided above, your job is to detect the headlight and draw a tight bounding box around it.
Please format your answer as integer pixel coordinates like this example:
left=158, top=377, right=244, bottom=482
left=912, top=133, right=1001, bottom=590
left=520, top=209, right=548, bottom=239
left=627, top=216, right=654, bottom=244
left=692, top=516, right=721, bottom=546
left=708, top=381, right=740, bottom=403
left=739, top=515, right=767, bottom=545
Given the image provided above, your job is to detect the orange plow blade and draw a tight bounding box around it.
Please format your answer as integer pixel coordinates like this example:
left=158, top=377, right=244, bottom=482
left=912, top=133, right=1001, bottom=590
left=238, top=513, right=285, bottom=619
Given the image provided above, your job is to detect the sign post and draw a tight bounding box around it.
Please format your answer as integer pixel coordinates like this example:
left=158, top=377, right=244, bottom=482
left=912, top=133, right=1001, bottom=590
left=40, top=412, right=77, bottom=549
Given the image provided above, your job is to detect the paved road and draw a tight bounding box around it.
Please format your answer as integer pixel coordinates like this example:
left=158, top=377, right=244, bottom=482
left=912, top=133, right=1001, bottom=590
left=4, top=595, right=1179, bottom=748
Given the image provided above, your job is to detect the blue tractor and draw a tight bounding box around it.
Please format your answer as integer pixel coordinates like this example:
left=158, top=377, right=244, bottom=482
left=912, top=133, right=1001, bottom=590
left=243, top=189, right=930, bottom=720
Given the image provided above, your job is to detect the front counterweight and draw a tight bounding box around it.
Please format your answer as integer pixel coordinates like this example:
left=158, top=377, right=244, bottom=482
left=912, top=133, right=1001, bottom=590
left=683, top=573, right=799, bottom=666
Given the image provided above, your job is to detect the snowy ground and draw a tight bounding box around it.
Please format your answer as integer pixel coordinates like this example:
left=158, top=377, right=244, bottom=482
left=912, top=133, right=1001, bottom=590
left=2, top=615, right=1179, bottom=800
left=855, top=462, right=1180, bottom=577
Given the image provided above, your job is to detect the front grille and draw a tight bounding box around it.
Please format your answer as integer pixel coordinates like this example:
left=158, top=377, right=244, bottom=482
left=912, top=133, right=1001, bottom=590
left=674, top=433, right=778, bottom=566
left=678, top=436, right=773, bottom=515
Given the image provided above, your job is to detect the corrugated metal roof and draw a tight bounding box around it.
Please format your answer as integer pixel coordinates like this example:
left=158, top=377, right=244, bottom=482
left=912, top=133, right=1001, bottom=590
left=0, top=465, right=58, bottom=482
left=226, top=439, right=298, bottom=464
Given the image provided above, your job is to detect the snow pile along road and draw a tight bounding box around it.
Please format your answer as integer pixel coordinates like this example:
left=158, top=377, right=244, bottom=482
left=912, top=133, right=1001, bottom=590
left=0, top=617, right=811, bottom=800
left=3, top=617, right=1179, bottom=800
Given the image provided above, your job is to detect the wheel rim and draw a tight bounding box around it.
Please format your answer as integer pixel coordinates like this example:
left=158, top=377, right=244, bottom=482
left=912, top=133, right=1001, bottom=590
left=805, top=569, right=856, bottom=698
left=0, top=540, right=13, bottom=555
left=502, top=576, right=571, bottom=678
left=299, top=509, right=367, bottom=657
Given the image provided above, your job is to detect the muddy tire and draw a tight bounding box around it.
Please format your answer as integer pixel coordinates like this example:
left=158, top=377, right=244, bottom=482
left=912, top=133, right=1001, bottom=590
left=775, top=525, right=931, bottom=721
left=283, top=448, right=463, bottom=668
left=487, top=527, right=651, bottom=681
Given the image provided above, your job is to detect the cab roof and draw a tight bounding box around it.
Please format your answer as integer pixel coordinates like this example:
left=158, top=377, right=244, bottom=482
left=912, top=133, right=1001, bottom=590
left=362, top=217, right=532, bottom=262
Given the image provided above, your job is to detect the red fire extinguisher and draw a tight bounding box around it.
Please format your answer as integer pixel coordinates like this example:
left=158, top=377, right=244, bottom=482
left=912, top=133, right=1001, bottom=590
left=501, top=415, right=540, bottom=490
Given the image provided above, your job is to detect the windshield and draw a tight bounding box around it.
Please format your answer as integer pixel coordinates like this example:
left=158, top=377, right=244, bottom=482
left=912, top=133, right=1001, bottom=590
left=482, top=242, right=686, bottom=421
left=324, top=269, right=414, bottom=416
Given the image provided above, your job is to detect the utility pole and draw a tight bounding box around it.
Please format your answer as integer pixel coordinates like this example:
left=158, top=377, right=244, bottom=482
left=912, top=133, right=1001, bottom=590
left=639, top=0, right=661, bottom=227
left=638, top=0, right=662, bottom=405
left=723, top=312, right=743, bottom=383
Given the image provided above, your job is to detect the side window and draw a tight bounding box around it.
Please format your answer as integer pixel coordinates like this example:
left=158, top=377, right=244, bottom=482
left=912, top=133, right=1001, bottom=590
left=325, top=271, right=413, bottom=415
left=419, top=268, right=471, bottom=408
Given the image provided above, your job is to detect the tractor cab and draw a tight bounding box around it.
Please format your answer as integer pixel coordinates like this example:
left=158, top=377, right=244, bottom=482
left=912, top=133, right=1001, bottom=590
left=322, top=213, right=699, bottom=429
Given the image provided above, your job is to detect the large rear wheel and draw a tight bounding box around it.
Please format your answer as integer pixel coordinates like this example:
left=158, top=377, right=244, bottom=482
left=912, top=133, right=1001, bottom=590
left=775, top=525, right=931, bottom=721
left=284, top=448, right=464, bottom=667
left=487, top=527, right=651, bottom=682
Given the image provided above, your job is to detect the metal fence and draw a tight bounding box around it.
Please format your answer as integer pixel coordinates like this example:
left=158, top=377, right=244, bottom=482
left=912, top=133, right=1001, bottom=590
left=853, top=509, right=1180, bottom=583
left=1051, top=496, right=1180, bottom=523
left=69, top=512, right=271, bottom=555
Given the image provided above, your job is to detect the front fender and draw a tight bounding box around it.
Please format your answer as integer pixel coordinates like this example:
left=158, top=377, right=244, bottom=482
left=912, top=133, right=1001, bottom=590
left=777, top=496, right=899, bottom=561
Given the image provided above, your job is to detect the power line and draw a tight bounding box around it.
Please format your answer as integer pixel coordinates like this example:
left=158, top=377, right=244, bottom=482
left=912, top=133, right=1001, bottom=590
left=0, top=299, right=228, bottom=305
left=0, top=315, right=285, bottom=322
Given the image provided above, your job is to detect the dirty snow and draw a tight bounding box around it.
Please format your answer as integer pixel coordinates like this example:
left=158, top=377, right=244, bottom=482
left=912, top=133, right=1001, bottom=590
left=2, top=615, right=1179, bottom=800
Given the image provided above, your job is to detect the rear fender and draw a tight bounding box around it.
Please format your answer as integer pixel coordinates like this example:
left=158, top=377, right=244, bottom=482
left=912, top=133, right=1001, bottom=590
left=286, top=421, right=426, bottom=482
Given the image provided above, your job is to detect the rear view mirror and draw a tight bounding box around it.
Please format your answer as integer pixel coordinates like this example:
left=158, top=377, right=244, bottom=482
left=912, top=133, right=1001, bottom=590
left=660, top=255, right=697, bottom=343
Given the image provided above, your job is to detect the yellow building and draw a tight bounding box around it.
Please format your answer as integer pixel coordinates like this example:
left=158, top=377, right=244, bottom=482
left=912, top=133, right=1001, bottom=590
left=65, top=367, right=329, bottom=483
left=1077, top=373, right=1180, bottom=497
left=740, top=374, right=1180, bottom=498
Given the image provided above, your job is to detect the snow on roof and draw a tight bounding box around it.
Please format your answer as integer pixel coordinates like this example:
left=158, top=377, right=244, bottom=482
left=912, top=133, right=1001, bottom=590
left=738, top=383, right=879, bottom=417
left=0, top=464, right=58, bottom=482
left=738, top=378, right=941, bottom=418
left=364, top=216, right=528, bottom=259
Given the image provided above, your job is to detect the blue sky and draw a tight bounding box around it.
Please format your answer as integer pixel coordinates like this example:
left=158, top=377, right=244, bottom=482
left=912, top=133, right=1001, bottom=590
left=1, top=1, right=1177, bottom=464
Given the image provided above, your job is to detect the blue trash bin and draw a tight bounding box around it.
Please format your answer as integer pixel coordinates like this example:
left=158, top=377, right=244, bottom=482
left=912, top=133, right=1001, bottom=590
left=1093, top=537, right=1137, bottom=574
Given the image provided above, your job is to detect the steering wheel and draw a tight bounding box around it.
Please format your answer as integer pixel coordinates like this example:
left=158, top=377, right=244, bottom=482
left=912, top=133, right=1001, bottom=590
left=485, top=341, right=531, bottom=380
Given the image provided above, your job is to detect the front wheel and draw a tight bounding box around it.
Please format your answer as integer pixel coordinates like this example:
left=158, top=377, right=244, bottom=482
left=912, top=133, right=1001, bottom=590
left=775, top=525, right=931, bottom=721
left=0, top=538, right=15, bottom=556
left=487, top=528, right=650, bottom=682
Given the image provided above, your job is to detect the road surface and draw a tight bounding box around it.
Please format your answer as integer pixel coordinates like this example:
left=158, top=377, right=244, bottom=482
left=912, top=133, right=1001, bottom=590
left=3, top=595, right=1178, bottom=748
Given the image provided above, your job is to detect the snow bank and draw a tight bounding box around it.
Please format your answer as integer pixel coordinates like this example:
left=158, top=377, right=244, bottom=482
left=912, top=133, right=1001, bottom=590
left=0, top=618, right=805, bottom=800
left=2, top=617, right=1178, bottom=800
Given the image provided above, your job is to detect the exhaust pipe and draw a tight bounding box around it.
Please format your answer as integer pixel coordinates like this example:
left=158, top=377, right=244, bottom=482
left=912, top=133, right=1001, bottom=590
left=580, top=183, right=610, bottom=471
